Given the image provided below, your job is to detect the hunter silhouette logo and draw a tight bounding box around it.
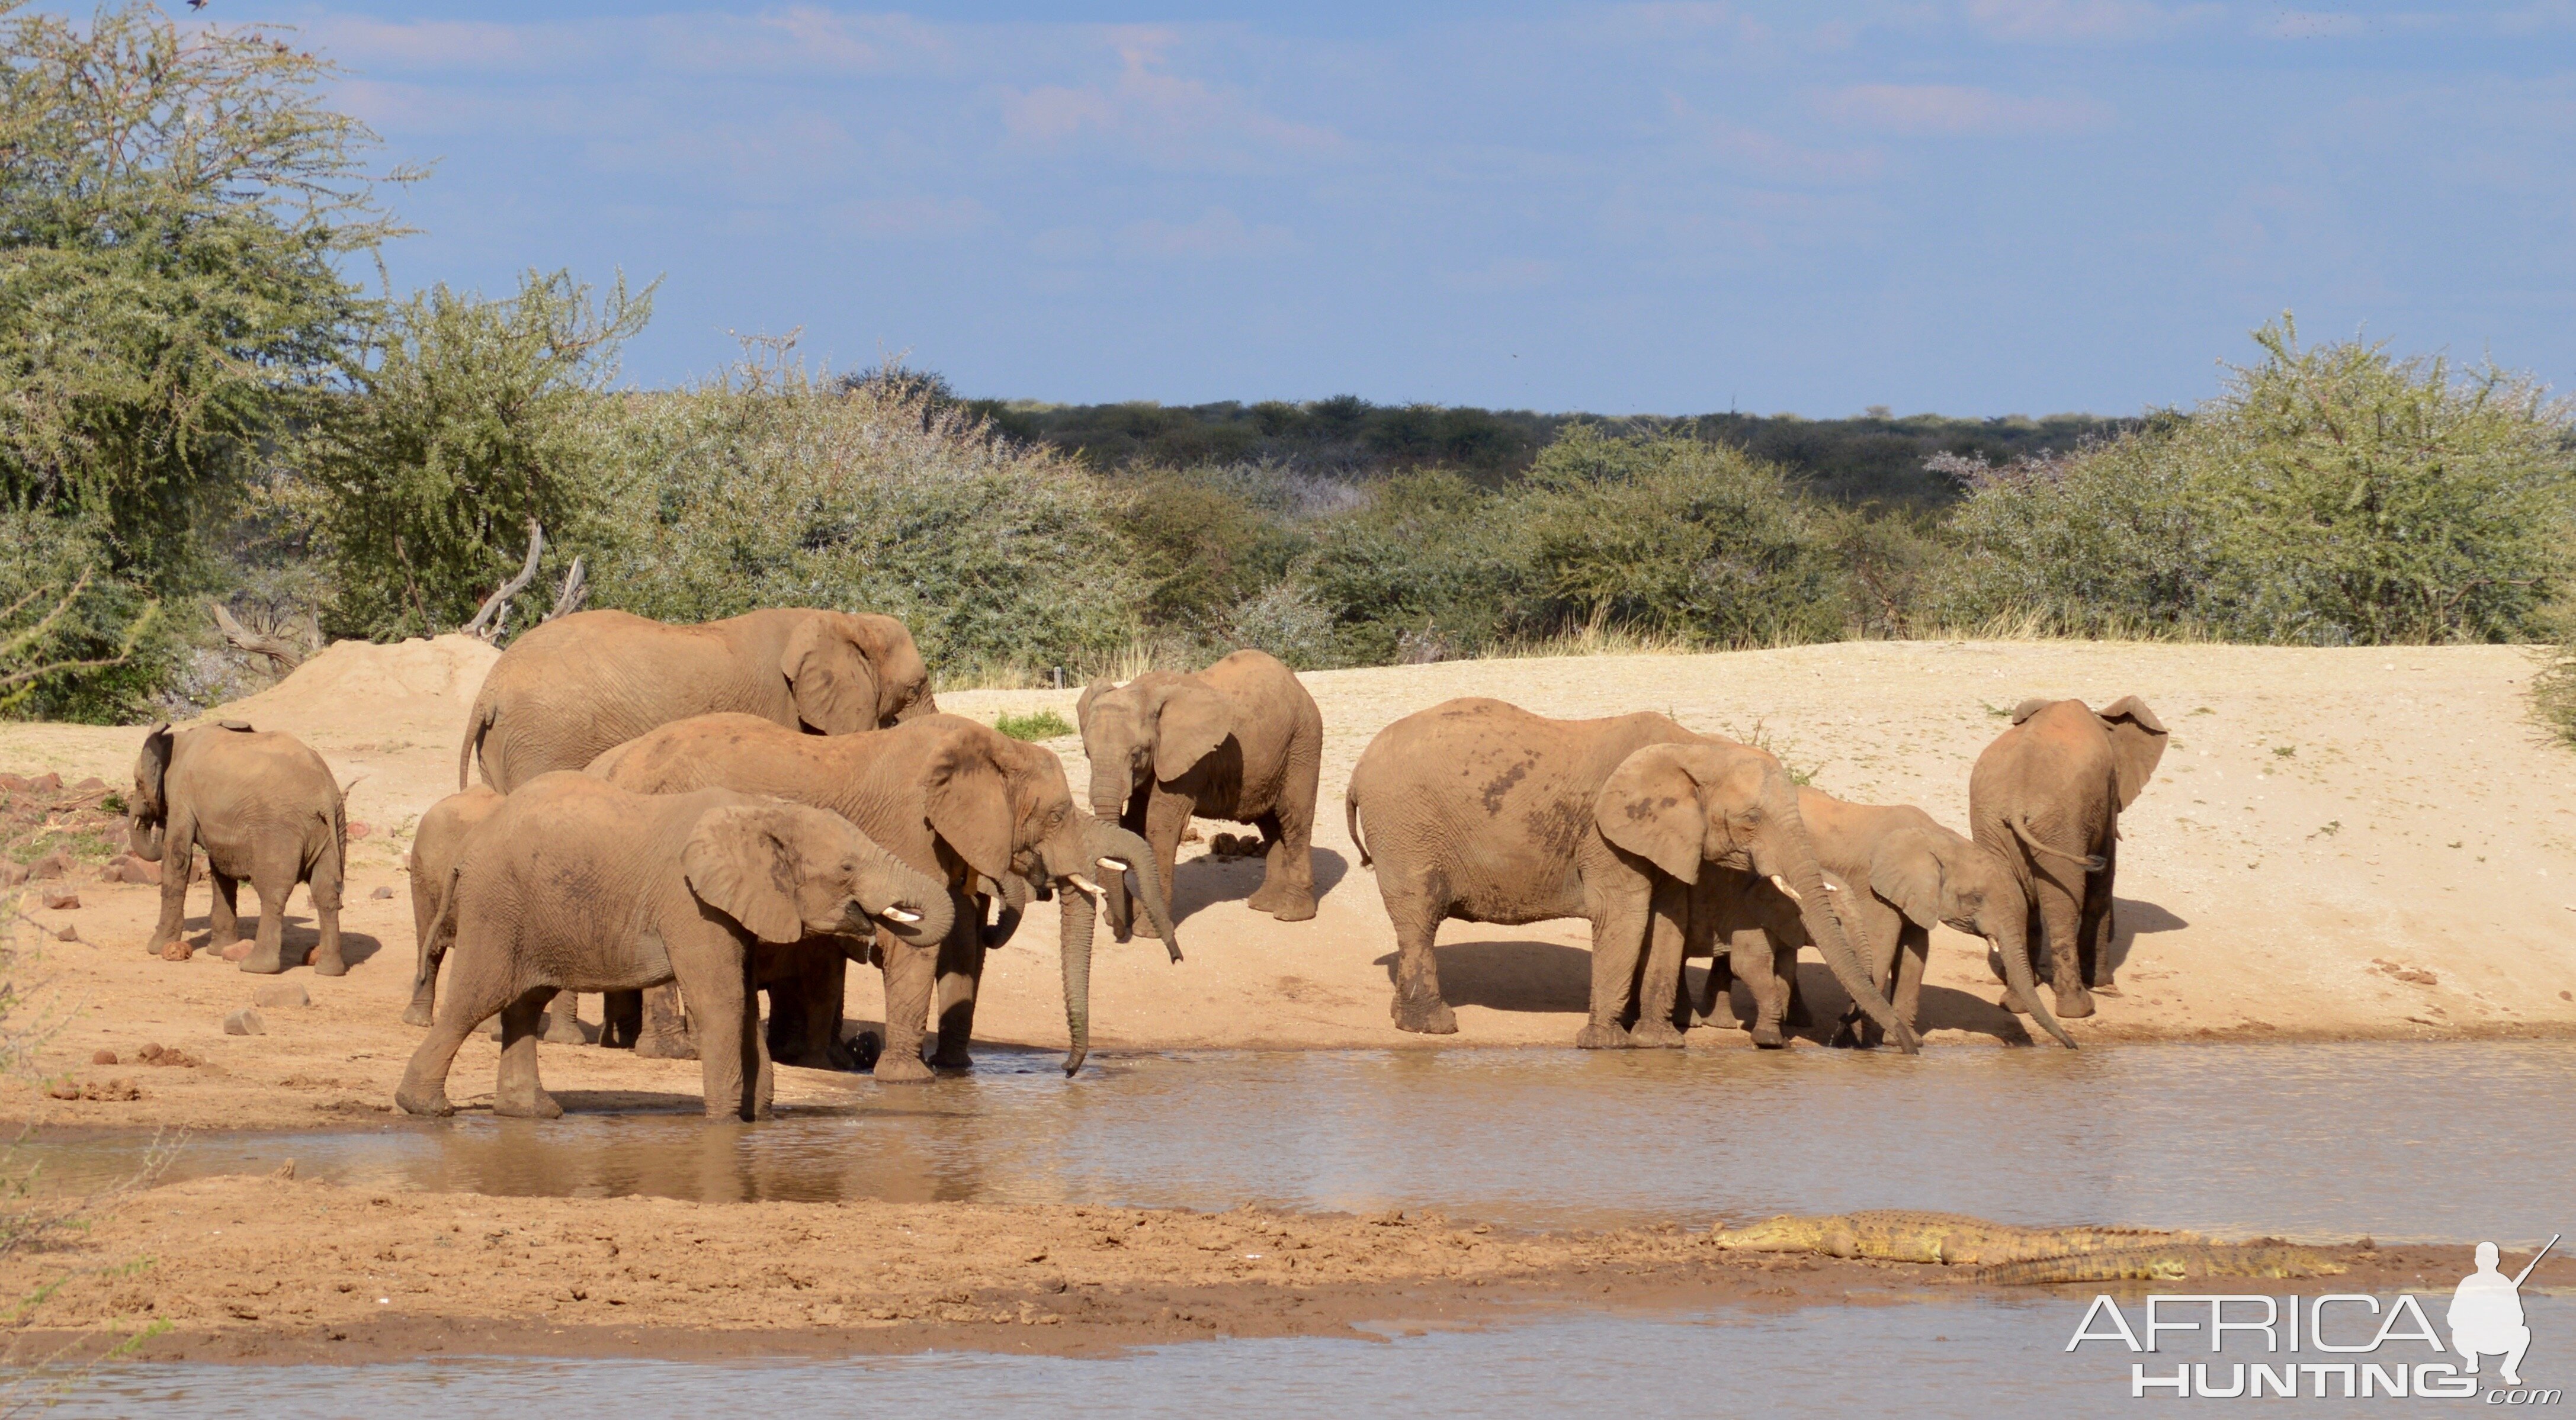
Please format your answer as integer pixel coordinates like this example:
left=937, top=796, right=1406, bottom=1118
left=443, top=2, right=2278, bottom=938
left=2453, top=1236, right=2556, bottom=1388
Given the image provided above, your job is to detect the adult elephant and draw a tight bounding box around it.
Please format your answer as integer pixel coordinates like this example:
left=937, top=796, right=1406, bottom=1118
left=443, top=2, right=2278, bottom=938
left=1703, top=789, right=2075, bottom=1050
left=457, top=608, right=936, bottom=792
left=1078, top=650, right=1324, bottom=934
left=588, top=713, right=1178, bottom=1079
left=1343, top=698, right=1912, bottom=1052
left=130, top=721, right=347, bottom=976
left=1969, top=696, right=2167, bottom=1020
left=395, top=775, right=952, bottom=1121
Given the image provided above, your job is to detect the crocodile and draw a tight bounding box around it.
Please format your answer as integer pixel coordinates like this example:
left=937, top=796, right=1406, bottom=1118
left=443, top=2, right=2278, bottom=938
left=1975, top=1244, right=2347, bottom=1286
left=1707, top=1210, right=2200, bottom=1266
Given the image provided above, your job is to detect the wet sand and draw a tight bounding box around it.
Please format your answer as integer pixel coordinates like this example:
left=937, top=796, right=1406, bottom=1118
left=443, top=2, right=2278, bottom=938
left=7, top=1175, right=2549, bottom=1364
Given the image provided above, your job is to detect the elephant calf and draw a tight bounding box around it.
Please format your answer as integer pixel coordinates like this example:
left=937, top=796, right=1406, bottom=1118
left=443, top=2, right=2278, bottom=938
left=129, top=720, right=346, bottom=975
left=395, top=775, right=952, bottom=1121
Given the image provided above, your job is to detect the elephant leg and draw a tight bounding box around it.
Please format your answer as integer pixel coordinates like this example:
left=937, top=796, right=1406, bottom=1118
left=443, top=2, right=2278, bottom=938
left=1382, top=881, right=1457, bottom=1035
left=493, top=988, right=563, bottom=1120
left=235, top=856, right=297, bottom=975
left=1141, top=790, right=1191, bottom=942
left=873, top=930, right=938, bottom=1083
left=403, top=947, right=441, bottom=1028
left=206, top=865, right=242, bottom=951
left=2031, top=871, right=2094, bottom=1019
left=673, top=950, right=763, bottom=1121
left=599, top=990, right=643, bottom=1050
left=1834, top=907, right=1907, bottom=1049
left=1246, top=805, right=1317, bottom=922
left=765, top=949, right=846, bottom=1069
left=307, top=850, right=346, bottom=978
left=1687, top=876, right=1731, bottom=1022
left=1733, top=927, right=1789, bottom=1048
left=633, top=983, right=698, bottom=1059
left=145, top=821, right=196, bottom=959
left=1776, top=940, right=1812, bottom=1030
left=1629, top=877, right=1690, bottom=1048
left=396, top=940, right=512, bottom=1117
left=543, top=992, right=587, bottom=1045
left=1576, top=884, right=1654, bottom=1049
left=930, top=917, right=985, bottom=1070
left=1891, top=922, right=1930, bottom=1038
left=2083, top=837, right=2119, bottom=993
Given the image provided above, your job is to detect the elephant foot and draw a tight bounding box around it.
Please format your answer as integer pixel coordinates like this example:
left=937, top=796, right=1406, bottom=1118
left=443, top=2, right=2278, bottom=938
left=1829, top=1016, right=1884, bottom=1050
left=2054, top=987, right=2097, bottom=1020
left=1628, top=1020, right=1687, bottom=1049
left=235, top=948, right=287, bottom=975
left=929, top=1040, right=973, bottom=1070
left=158, top=941, right=193, bottom=963
left=312, top=950, right=347, bottom=978
left=874, top=1051, right=933, bottom=1084
left=1389, top=996, right=1458, bottom=1035
left=541, top=1011, right=587, bottom=1046
left=1749, top=1020, right=1789, bottom=1049
left=2090, top=980, right=2123, bottom=998
left=493, top=1087, right=563, bottom=1120
left=633, top=1030, right=699, bottom=1061
left=1247, top=883, right=1317, bottom=921
left=400, top=1001, right=433, bottom=1028
left=1574, top=1021, right=1637, bottom=1050
left=393, top=1081, right=454, bottom=1117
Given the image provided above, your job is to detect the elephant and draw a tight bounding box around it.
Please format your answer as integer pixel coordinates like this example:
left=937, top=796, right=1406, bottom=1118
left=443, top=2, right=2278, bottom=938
left=457, top=608, right=936, bottom=793
left=129, top=720, right=347, bottom=975
left=394, top=774, right=952, bottom=1121
left=586, top=712, right=1179, bottom=1079
left=1342, top=698, right=1913, bottom=1052
left=1968, top=696, right=2167, bottom=1020
left=1077, top=650, right=1324, bottom=935
left=401, top=786, right=566, bottom=1033
left=1696, top=789, right=2075, bottom=1050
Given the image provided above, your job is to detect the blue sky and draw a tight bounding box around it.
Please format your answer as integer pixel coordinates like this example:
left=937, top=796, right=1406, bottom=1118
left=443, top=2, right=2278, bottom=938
left=158, top=2, right=2576, bottom=415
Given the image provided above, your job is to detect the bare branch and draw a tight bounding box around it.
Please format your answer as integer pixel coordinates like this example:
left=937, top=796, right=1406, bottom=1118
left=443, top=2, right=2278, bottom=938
left=207, top=600, right=300, bottom=673
left=461, top=519, right=544, bottom=640
left=542, top=554, right=588, bottom=623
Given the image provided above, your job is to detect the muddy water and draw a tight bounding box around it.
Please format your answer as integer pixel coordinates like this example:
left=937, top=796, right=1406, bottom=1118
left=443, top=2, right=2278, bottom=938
left=25, top=1041, right=2573, bottom=1242
left=51, top=1296, right=2576, bottom=1418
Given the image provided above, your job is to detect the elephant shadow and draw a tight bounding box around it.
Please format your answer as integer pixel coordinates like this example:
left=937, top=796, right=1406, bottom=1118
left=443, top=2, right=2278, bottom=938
left=1371, top=939, right=1591, bottom=1014
left=1715, top=963, right=2053, bottom=1048
left=179, top=913, right=384, bottom=969
left=1165, top=845, right=1351, bottom=926
left=2107, top=897, right=2187, bottom=979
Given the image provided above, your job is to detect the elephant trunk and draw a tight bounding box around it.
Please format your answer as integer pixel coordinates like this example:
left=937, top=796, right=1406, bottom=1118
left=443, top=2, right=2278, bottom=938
left=982, top=870, right=1032, bottom=950
left=864, top=854, right=956, bottom=948
left=1762, top=811, right=1919, bottom=1054
left=1992, top=922, right=2077, bottom=1049
left=1086, top=820, right=1179, bottom=963
left=127, top=815, right=165, bottom=863
left=1058, top=886, right=1093, bottom=1077
left=1089, top=782, right=1135, bottom=936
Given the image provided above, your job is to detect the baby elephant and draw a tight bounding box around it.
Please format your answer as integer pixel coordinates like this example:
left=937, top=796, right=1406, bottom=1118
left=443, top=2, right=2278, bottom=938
left=395, top=775, right=953, bottom=1122
left=130, top=720, right=346, bottom=974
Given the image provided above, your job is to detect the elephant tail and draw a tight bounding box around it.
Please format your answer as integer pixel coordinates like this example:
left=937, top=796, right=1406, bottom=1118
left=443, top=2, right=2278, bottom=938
left=2010, top=817, right=2106, bottom=873
left=1345, top=787, right=1371, bottom=868
left=458, top=693, right=498, bottom=791
left=419, top=865, right=463, bottom=991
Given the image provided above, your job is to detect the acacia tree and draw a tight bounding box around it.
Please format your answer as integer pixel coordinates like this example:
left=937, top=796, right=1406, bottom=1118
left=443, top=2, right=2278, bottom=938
left=0, top=0, right=405, bottom=714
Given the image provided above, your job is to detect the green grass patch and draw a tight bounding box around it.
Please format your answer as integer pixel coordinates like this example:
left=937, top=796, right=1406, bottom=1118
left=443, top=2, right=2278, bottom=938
left=995, top=709, right=1075, bottom=741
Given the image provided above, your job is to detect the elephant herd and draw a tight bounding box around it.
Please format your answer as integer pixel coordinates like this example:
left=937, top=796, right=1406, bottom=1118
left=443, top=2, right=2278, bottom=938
left=117, top=602, right=2168, bottom=1122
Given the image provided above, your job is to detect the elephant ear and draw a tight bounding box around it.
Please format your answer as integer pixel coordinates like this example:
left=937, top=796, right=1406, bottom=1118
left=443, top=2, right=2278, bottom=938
left=681, top=803, right=808, bottom=944
left=2096, top=695, right=2168, bottom=809
left=1869, top=828, right=1949, bottom=931
left=780, top=618, right=883, bottom=735
left=923, top=730, right=1016, bottom=882
left=1076, top=677, right=1115, bottom=733
left=135, top=722, right=174, bottom=817
left=1596, top=744, right=1714, bottom=884
left=2009, top=697, right=2054, bottom=725
left=1149, top=681, right=1233, bottom=782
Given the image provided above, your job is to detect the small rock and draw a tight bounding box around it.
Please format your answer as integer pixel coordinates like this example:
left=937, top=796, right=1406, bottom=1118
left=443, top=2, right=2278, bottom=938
left=25, top=772, right=60, bottom=793
left=44, top=1081, right=77, bottom=1101
left=28, top=850, right=70, bottom=881
left=0, top=773, right=26, bottom=791
left=220, top=940, right=253, bottom=962
left=274, top=1159, right=297, bottom=1180
left=37, top=886, right=79, bottom=911
left=70, top=777, right=104, bottom=794
left=223, top=1008, right=266, bottom=1036
left=345, top=822, right=371, bottom=840
left=91, top=1049, right=117, bottom=1066
left=137, top=1042, right=164, bottom=1061
left=54, top=923, right=79, bottom=943
left=254, top=982, right=309, bottom=1009
left=101, top=854, right=161, bottom=885
left=0, top=862, right=24, bottom=888
left=370, top=885, right=394, bottom=900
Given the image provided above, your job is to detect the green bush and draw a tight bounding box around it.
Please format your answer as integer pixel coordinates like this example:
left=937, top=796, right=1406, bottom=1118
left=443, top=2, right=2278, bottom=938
left=993, top=709, right=1074, bottom=741
left=1932, top=318, right=2576, bottom=644
left=588, top=355, right=1147, bottom=680
left=0, top=505, right=165, bottom=720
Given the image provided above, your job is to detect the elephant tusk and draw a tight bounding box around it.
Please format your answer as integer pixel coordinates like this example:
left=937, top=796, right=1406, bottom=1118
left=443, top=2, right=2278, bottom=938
left=881, top=907, right=923, bottom=924
left=1066, top=875, right=1103, bottom=897
left=1096, top=857, right=1132, bottom=872
left=1768, top=874, right=1803, bottom=902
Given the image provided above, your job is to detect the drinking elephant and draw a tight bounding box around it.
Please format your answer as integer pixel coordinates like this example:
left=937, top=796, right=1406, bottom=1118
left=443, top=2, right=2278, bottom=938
left=1343, top=698, right=1913, bottom=1051
left=1077, top=649, right=1324, bottom=934
left=1969, top=696, right=2167, bottom=1019
left=1699, top=790, right=2075, bottom=1050
left=587, top=713, right=1178, bottom=1079
left=129, top=720, right=346, bottom=975
left=457, top=608, right=936, bottom=792
left=395, top=775, right=951, bottom=1121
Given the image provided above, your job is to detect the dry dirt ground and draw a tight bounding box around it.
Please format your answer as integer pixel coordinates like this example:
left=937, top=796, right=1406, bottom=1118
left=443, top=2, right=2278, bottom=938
left=2, top=1175, right=2545, bottom=1363
left=1, top=635, right=2570, bottom=1357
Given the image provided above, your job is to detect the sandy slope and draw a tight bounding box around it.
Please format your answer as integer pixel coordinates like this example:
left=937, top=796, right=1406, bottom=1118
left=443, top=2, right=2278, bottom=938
left=4, top=637, right=2574, bottom=1130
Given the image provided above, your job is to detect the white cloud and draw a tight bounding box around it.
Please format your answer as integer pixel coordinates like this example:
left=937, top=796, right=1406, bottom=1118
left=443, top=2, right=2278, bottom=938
left=1001, top=29, right=1343, bottom=169
left=1116, top=207, right=1295, bottom=260
left=1963, top=0, right=2221, bottom=43
left=1825, top=83, right=2113, bottom=135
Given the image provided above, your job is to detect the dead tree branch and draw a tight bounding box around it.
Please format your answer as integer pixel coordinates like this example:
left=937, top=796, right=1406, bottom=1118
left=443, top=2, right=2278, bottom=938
left=542, top=555, right=588, bottom=623
left=207, top=601, right=302, bottom=673
left=462, top=519, right=546, bottom=640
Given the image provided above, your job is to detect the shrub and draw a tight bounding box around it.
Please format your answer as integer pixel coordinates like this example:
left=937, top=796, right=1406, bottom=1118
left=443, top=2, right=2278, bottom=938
left=993, top=709, right=1074, bottom=741
left=1932, top=318, right=2576, bottom=644
left=0, top=506, right=163, bottom=721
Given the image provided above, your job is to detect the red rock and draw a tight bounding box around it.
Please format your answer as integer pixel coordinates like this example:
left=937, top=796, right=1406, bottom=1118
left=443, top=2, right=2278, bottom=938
left=25, top=772, right=59, bottom=793
left=345, top=821, right=371, bottom=840
left=101, top=854, right=161, bottom=885
left=0, top=773, right=28, bottom=792
left=220, top=940, right=253, bottom=962
left=37, top=886, right=79, bottom=911
left=27, top=851, right=69, bottom=881
left=70, top=777, right=104, bottom=793
left=91, top=1049, right=117, bottom=1066
left=0, top=862, right=24, bottom=888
